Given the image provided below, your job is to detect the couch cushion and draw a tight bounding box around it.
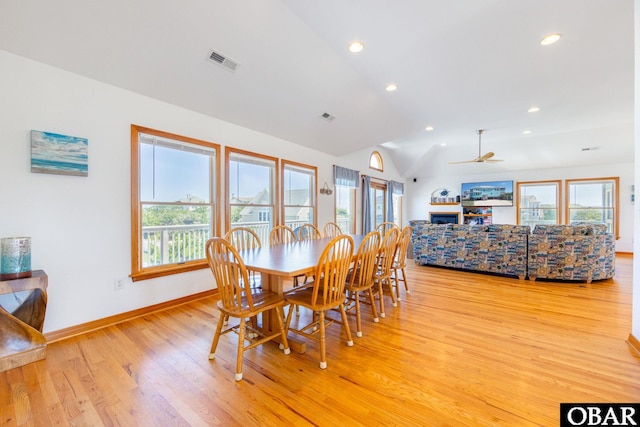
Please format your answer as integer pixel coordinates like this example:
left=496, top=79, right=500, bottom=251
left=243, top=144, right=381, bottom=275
left=487, top=224, right=531, bottom=234
left=533, top=224, right=593, bottom=236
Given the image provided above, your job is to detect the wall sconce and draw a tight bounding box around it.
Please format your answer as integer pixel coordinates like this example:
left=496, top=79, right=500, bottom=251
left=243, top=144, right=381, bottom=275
left=320, top=182, right=333, bottom=195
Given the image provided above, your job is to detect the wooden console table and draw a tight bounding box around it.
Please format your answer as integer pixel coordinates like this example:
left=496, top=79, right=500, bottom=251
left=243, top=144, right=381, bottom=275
left=0, top=270, right=48, bottom=372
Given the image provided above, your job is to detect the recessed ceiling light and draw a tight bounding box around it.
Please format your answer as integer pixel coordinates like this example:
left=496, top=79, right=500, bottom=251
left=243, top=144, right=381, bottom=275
left=440, top=143, right=447, bottom=147
left=522, top=130, right=532, bottom=135
left=425, top=126, right=434, bottom=131
left=385, top=83, right=398, bottom=92
left=528, top=106, right=540, bottom=113
left=540, top=33, right=562, bottom=46
left=348, top=41, right=364, bottom=53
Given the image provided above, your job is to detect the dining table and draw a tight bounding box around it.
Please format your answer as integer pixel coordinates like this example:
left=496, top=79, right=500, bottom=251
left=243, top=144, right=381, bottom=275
left=238, top=234, right=365, bottom=354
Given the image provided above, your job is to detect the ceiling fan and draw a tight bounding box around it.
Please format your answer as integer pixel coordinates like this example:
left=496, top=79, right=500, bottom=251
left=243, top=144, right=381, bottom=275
left=449, top=129, right=504, bottom=164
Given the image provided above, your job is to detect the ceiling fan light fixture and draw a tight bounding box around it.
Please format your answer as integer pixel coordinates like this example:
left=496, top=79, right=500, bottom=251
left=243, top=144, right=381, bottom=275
left=540, top=33, right=562, bottom=46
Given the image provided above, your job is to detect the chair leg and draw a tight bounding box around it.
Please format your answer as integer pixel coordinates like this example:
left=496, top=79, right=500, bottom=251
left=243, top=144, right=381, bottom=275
left=274, top=306, right=291, bottom=355
left=386, top=279, right=398, bottom=307
left=367, top=288, right=379, bottom=323
left=338, top=304, right=354, bottom=347
left=354, top=293, right=363, bottom=337
left=376, top=281, right=386, bottom=318
left=319, top=311, right=327, bottom=369
left=209, top=313, right=225, bottom=359
left=235, top=318, right=246, bottom=381
left=402, top=267, right=409, bottom=293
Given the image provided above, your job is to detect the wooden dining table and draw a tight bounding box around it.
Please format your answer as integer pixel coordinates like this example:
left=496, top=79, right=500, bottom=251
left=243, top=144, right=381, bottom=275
left=238, top=234, right=364, bottom=353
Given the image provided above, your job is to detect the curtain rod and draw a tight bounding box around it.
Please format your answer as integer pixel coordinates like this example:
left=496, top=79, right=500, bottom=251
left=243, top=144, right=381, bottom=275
left=361, top=174, right=388, bottom=183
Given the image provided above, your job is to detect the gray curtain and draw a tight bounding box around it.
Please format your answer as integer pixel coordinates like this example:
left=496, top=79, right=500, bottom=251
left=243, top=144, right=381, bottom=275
left=386, top=181, right=394, bottom=222
left=333, top=165, right=359, bottom=188
left=362, top=175, right=372, bottom=234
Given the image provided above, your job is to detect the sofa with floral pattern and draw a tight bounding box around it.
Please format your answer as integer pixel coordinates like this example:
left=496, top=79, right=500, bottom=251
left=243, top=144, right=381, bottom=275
left=410, top=222, right=530, bottom=279
left=527, top=223, right=615, bottom=282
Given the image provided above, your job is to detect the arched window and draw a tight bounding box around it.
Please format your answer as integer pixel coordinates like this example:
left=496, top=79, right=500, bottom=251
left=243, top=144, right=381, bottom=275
left=369, top=151, right=383, bottom=172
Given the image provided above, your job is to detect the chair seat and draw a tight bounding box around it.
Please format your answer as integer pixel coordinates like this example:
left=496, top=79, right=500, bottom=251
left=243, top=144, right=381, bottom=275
left=285, top=285, right=345, bottom=312
left=217, top=290, right=285, bottom=318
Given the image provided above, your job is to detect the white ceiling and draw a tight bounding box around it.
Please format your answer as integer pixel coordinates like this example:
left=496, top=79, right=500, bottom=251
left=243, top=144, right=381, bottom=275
left=0, top=0, right=634, bottom=178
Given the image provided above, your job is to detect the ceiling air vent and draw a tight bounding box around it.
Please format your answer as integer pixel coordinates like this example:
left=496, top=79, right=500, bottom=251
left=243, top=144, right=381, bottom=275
left=208, top=49, right=239, bottom=72
left=321, top=112, right=335, bottom=122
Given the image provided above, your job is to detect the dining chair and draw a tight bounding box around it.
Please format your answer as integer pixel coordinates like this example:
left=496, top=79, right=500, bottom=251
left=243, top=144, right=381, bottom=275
left=205, top=238, right=290, bottom=381
left=391, top=226, right=412, bottom=300
left=284, top=234, right=355, bottom=369
left=375, top=221, right=399, bottom=236
left=323, top=221, right=343, bottom=238
left=225, top=226, right=263, bottom=287
left=373, top=227, right=400, bottom=318
left=344, top=230, right=381, bottom=338
left=295, top=223, right=322, bottom=241
left=269, top=225, right=297, bottom=246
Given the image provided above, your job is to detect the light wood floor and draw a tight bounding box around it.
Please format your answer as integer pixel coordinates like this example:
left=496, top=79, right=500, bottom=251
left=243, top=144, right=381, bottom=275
left=2, top=256, right=639, bottom=426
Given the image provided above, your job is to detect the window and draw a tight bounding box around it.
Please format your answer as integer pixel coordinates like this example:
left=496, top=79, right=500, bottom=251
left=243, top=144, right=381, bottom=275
left=370, top=181, right=387, bottom=228
left=131, top=125, right=219, bottom=281
left=369, top=151, right=383, bottom=172
left=282, top=161, right=317, bottom=230
left=335, top=186, right=356, bottom=233
left=333, top=165, right=359, bottom=234
left=566, top=177, right=619, bottom=237
left=226, top=148, right=277, bottom=244
left=516, top=180, right=561, bottom=227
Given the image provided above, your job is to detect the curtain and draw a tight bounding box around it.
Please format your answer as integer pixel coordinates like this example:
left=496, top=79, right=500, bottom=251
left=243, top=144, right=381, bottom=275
left=362, top=175, right=372, bottom=234
left=333, top=165, right=359, bottom=188
left=386, top=181, right=394, bottom=222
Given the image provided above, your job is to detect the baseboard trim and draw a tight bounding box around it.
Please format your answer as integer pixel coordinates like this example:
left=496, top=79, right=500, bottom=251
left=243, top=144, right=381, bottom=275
left=627, top=333, right=640, bottom=356
left=44, top=289, right=217, bottom=343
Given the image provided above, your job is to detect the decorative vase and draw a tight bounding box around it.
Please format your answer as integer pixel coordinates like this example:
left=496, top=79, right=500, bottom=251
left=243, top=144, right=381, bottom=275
left=1, top=237, right=32, bottom=280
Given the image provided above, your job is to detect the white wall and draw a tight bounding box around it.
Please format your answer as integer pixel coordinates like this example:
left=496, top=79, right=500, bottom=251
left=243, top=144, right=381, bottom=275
left=0, top=50, right=404, bottom=333
left=632, top=0, right=639, bottom=340
left=406, top=164, right=635, bottom=252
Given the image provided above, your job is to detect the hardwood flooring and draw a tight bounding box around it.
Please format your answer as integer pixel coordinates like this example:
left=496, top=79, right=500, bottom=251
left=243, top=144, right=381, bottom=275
left=1, top=256, right=639, bottom=426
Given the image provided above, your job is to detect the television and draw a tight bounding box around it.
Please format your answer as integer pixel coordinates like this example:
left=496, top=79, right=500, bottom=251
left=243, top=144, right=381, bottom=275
left=461, top=180, right=514, bottom=207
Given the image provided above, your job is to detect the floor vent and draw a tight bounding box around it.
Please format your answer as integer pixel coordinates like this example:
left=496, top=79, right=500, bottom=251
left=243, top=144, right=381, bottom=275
left=208, top=49, right=239, bottom=72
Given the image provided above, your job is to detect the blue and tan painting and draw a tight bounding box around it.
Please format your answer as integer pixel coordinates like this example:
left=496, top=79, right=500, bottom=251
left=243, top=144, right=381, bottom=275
left=31, top=130, right=88, bottom=177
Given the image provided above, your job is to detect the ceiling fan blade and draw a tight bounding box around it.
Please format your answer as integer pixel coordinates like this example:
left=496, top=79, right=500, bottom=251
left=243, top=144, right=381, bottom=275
left=478, top=152, right=495, bottom=161
left=448, top=158, right=480, bottom=164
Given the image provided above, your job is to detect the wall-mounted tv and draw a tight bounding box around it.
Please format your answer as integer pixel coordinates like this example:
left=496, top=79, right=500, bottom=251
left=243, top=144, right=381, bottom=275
left=461, top=180, right=514, bottom=207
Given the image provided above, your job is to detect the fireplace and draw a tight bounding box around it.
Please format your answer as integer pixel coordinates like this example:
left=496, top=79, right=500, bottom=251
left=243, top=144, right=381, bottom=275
left=429, top=212, right=460, bottom=224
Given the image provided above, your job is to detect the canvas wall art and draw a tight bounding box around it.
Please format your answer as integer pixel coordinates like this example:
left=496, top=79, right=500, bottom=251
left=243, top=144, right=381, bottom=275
left=31, top=130, right=88, bottom=177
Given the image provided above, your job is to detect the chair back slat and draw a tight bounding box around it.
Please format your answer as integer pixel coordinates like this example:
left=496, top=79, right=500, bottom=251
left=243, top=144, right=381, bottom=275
left=224, top=227, right=262, bottom=251
left=377, top=227, right=400, bottom=279
left=295, top=224, right=322, bottom=241
left=393, top=226, right=412, bottom=269
left=323, top=222, right=343, bottom=238
left=311, top=234, right=354, bottom=306
left=375, top=222, right=399, bottom=237
left=205, top=238, right=253, bottom=311
left=269, top=225, right=297, bottom=245
left=349, top=231, right=381, bottom=289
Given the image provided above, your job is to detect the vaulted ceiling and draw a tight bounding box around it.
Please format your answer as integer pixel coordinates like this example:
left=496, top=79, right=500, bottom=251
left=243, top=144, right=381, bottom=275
left=0, top=0, right=634, bottom=178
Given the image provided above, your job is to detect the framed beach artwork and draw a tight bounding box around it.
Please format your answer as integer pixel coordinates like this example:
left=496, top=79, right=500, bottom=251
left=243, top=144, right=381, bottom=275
left=31, top=130, right=88, bottom=177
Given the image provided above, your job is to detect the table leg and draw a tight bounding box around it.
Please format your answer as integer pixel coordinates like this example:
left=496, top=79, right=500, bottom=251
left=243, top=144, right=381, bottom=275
left=261, top=273, right=306, bottom=354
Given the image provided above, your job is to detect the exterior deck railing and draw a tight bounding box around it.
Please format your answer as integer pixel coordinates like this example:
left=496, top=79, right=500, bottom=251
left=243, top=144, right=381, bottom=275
left=142, top=219, right=352, bottom=267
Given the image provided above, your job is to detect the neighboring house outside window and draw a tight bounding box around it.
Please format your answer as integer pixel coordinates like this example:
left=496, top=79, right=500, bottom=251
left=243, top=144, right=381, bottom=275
left=226, top=148, right=278, bottom=244
left=517, top=180, right=561, bottom=227
left=282, top=161, right=317, bottom=229
left=566, top=177, right=619, bottom=237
